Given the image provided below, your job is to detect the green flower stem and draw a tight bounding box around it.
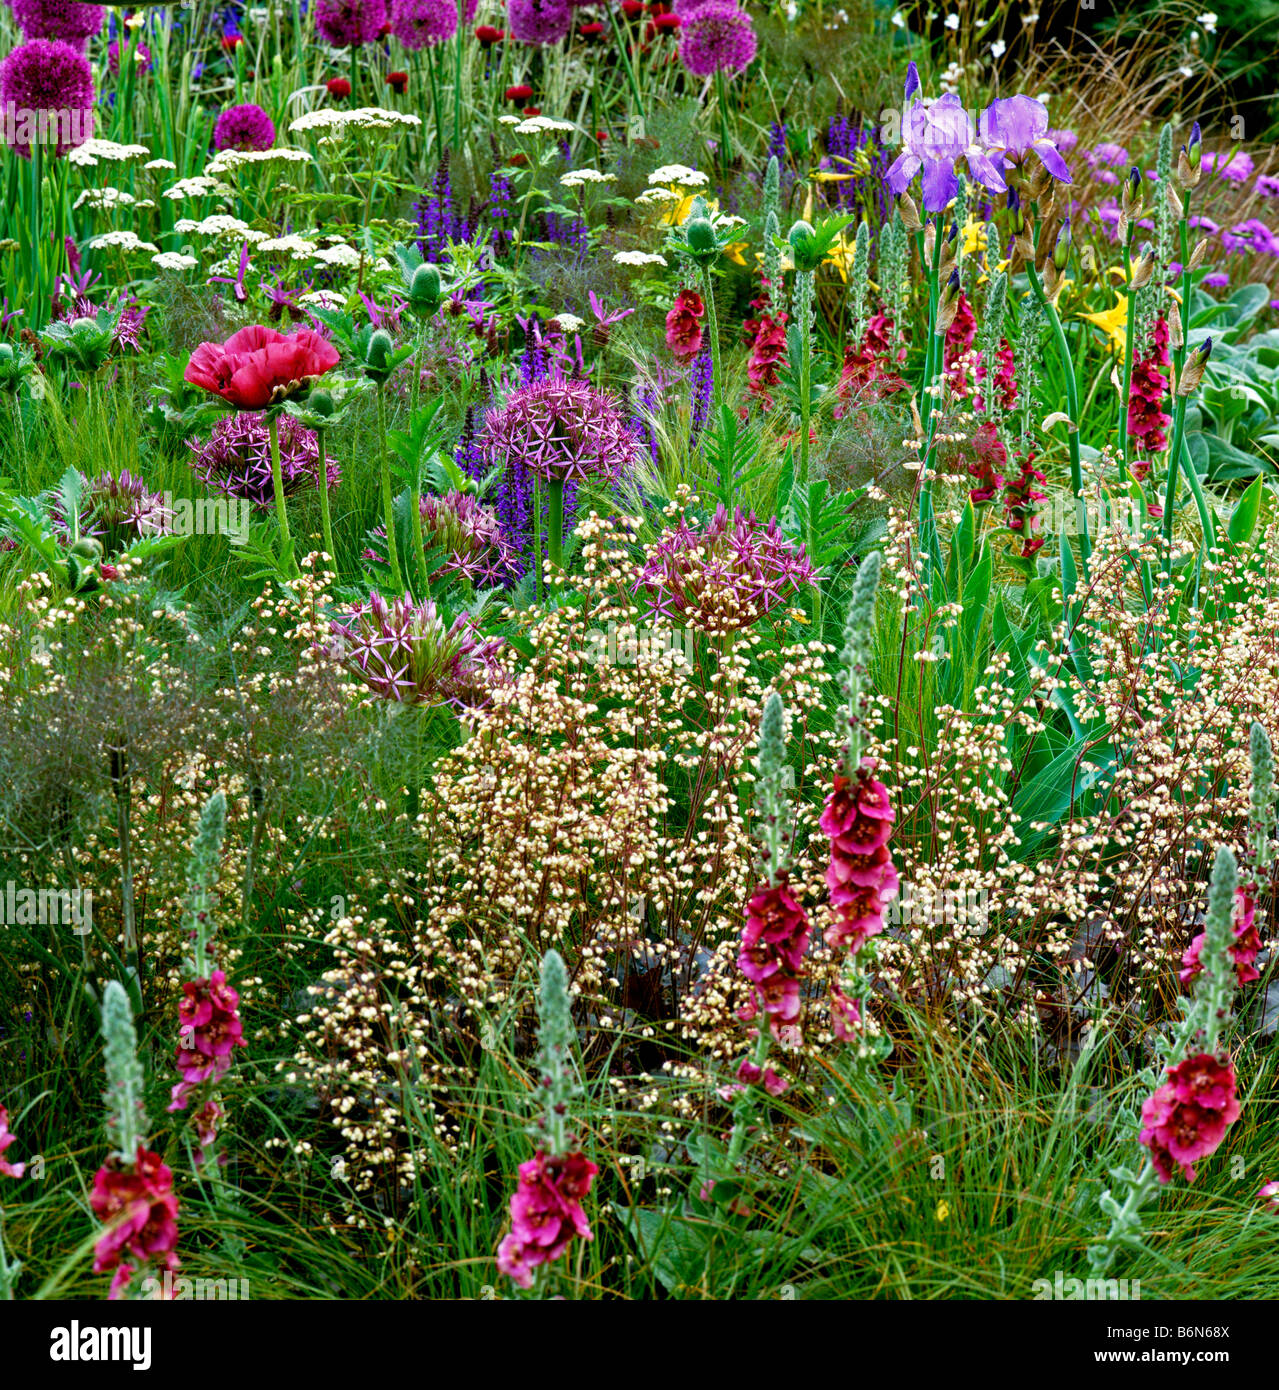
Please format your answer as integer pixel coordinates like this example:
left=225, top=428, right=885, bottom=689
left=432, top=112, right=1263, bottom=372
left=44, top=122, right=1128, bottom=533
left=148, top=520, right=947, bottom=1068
left=548, top=477, right=565, bottom=571
left=916, top=224, right=943, bottom=552
left=376, top=386, right=404, bottom=593
left=1025, top=254, right=1090, bottom=578
left=316, top=426, right=336, bottom=577
left=715, top=69, right=732, bottom=181
left=0, top=1209, right=19, bottom=1300
left=1117, top=225, right=1137, bottom=476
left=428, top=43, right=446, bottom=158
left=1163, top=402, right=1218, bottom=574
left=533, top=474, right=544, bottom=602
left=796, top=268, right=813, bottom=488
left=267, top=412, right=297, bottom=574
left=702, top=260, right=724, bottom=422
left=725, top=1023, right=771, bottom=1171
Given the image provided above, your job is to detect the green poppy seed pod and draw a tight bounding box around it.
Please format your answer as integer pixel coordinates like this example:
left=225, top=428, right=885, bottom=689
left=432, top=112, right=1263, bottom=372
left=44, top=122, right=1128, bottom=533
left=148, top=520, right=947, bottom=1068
left=1052, top=217, right=1072, bottom=270
left=409, top=263, right=441, bottom=312
left=367, top=328, right=393, bottom=368
left=69, top=317, right=99, bottom=334
left=70, top=537, right=103, bottom=560
left=684, top=216, right=718, bottom=260
left=308, top=388, right=336, bottom=418
left=0, top=343, right=13, bottom=363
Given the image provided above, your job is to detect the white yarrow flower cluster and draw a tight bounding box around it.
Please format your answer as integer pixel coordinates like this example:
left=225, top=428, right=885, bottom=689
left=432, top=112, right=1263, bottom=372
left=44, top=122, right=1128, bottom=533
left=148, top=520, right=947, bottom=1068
left=174, top=214, right=267, bottom=241
left=152, top=251, right=199, bottom=271
left=74, top=186, right=136, bottom=210
left=313, top=243, right=362, bottom=268
left=560, top=168, right=616, bottom=187
left=648, top=164, right=708, bottom=188
left=289, top=107, right=421, bottom=135
left=205, top=147, right=312, bottom=175
left=89, top=230, right=159, bottom=253
left=257, top=233, right=318, bottom=259
left=613, top=250, right=667, bottom=267
left=68, top=139, right=151, bottom=167
left=163, top=175, right=230, bottom=201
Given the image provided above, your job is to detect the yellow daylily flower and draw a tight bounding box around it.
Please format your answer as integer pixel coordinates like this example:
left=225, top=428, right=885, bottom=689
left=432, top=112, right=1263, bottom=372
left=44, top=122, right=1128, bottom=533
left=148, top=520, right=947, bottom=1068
left=1078, top=294, right=1129, bottom=353
left=724, top=241, right=749, bottom=267
left=823, top=232, right=857, bottom=282
left=961, top=220, right=986, bottom=258
left=810, top=170, right=853, bottom=183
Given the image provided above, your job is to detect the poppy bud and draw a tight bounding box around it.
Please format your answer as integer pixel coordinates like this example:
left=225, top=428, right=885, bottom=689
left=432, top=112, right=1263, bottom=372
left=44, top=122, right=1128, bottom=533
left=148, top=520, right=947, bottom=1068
left=685, top=216, right=718, bottom=260
left=409, top=262, right=441, bottom=313
left=308, top=388, right=336, bottom=418
left=366, top=329, right=393, bottom=371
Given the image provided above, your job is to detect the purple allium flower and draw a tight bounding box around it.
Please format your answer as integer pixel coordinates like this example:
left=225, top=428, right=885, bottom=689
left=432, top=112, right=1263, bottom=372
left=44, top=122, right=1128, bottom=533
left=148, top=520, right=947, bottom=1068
left=107, top=39, right=151, bottom=75
left=8, top=0, right=103, bottom=44
left=1092, top=168, right=1119, bottom=186
left=885, top=68, right=1005, bottom=212
left=1257, top=174, right=1279, bottom=200
left=1203, top=149, right=1254, bottom=183
left=213, top=102, right=276, bottom=152
left=389, top=0, right=457, bottom=47
left=187, top=412, right=339, bottom=508
left=678, top=1, right=757, bottom=78
left=1221, top=218, right=1279, bottom=257
left=483, top=374, right=637, bottom=484
left=363, top=490, right=520, bottom=588
left=0, top=39, right=94, bottom=159
left=1189, top=214, right=1220, bottom=235
left=328, top=592, right=505, bottom=711
left=979, top=95, right=1072, bottom=184
left=633, top=504, right=815, bottom=634
left=50, top=469, right=172, bottom=553
left=1202, top=271, right=1230, bottom=288
left=506, top=0, right=572, bottom=46
left=1046, top=126, right=1077, bottom=152
left=314, top=0, right=387, bottom=47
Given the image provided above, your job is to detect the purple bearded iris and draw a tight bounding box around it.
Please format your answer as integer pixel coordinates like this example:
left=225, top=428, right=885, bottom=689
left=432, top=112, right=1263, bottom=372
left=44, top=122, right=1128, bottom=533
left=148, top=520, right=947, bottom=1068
left=979, top=95, right=1073, bottom=185
left=884, top=64, right=1005, bottom=212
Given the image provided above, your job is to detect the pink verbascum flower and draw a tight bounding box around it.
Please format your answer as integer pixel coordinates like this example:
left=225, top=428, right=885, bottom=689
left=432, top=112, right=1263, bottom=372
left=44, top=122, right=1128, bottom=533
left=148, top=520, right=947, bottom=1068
left=0, top=1104, right=24, bottom=1178
left=89, top=1147, right=180, bottom=1293
left=1139, top=1053, right=1241, bottom=1184
left=496, top=1149, right=598, bottom=1288
left=665, top=287, right=705, bottom=359
left=737, top=876, right=812, bottom=1033
left=167, top=970, right=247, bottom=1112
left=1181, top=886, right=1263, bottom=988
left=820, top=761, right=897, bottom=956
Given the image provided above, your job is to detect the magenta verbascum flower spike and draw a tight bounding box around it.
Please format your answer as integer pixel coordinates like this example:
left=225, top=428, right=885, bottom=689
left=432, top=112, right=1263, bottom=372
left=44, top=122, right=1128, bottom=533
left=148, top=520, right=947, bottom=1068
left=496, top=949, right=599, bottom=1293
left=885, top=64, right=1006, bottom=212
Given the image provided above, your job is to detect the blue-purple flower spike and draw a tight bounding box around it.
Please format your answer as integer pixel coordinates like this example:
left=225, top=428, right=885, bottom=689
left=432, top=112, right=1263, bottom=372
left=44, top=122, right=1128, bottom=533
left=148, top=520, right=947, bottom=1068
left=904, top=60, right=920, bottom=103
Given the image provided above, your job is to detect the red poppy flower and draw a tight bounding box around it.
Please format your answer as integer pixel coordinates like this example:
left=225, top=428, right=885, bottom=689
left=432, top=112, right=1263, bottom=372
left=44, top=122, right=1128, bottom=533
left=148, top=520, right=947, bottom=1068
left=620, top=0, right=644, bottom=15
left=523, top=106, right=541, bottom=117
left=578, top=21, right=605, bottom=39
left=596, top=129, right=608, bottom=142
left=508, top=152, right=528, bottom=166
left=505, top=83, right=534, bottom=106
left=326, top=76, right=351, bottom=98
left=185, top=326, right=340, bottom=411
left=386, top=70, right=408, bottom=93
left=476, top=24, right=504, bottom=43
left=220, top=33, right=243, bottom=51
left=653, top=12, right=679, bottom=33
